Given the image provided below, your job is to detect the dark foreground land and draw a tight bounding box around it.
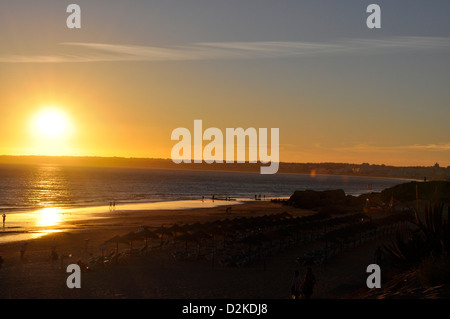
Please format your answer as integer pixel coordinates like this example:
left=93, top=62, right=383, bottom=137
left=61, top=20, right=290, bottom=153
left=0, top=181, right=449, bottom=299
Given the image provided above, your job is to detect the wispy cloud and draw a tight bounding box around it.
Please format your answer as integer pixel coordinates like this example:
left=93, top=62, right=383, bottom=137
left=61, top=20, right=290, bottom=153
left=1, top=36, right=449, bottom=63
left=333, top=143, right=450, bottom=153
left=406, top=143, right=450, bottom=151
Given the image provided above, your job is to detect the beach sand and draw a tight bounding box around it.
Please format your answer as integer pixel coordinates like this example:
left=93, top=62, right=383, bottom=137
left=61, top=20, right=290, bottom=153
left=0, top=201, right=395, bottom=299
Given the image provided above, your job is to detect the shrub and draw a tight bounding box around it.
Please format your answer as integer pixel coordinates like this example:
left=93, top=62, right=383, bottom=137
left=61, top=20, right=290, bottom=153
left=417, top=254, right=450, bottom=286
left=383, top=203, right=450, bottom=269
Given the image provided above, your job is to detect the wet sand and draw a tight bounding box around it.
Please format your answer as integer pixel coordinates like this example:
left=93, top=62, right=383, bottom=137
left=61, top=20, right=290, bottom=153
left=0, top=201, right=395, bottom=299
left=0, top=199, right=246, bottom=243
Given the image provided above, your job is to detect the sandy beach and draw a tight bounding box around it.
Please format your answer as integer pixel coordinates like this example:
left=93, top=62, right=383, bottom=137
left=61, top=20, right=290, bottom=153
left=0, top=200, right=403, bottom=299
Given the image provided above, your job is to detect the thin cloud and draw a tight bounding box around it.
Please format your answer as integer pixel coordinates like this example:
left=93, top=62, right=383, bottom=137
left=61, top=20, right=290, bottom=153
left=1, top=36, right=449, bottom=63
left=406, top=143, right=450, bottom=151
left=333, top=143, right=450, bottom=153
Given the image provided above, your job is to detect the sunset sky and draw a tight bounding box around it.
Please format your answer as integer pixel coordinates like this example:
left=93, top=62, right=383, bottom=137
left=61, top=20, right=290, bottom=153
left=1, top=1, right=450, bottom=166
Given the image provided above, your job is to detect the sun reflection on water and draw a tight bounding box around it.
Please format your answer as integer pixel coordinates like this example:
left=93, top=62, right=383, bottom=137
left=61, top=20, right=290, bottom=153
left=36, top=207, right=62, bottom=227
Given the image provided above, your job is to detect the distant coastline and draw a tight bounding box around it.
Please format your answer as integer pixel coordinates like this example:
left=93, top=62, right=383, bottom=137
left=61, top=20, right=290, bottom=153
left=0, top=155, right=448, bottom=181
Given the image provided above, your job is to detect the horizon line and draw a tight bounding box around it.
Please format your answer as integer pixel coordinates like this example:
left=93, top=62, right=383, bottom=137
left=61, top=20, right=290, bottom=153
left=0, top=154, right=446, bottom=169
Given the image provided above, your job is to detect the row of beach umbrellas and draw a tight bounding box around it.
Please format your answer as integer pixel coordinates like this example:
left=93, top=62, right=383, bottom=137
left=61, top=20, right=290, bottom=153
left=103, top=211, right=374, bottom=252
left=104, top=212, right=295, bottom=245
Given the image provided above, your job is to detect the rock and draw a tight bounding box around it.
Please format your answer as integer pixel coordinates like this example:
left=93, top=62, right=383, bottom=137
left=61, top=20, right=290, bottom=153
left=380, top=181, right=450, bottom=202
left=287, top=189, right=362, bottom=211
left=288, top=190, right=321, bottom=208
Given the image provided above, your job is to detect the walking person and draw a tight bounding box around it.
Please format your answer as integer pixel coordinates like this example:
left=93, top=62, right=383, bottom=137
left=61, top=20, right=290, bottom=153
left=51, top=238, right=58, bottom=260
left=301, top=267, right=316, bottom=299
left=2, top=212, right=5, bottom=228
left=20, top=242, right=27, bottom=261
left=291, top=270, right=302, bottom=299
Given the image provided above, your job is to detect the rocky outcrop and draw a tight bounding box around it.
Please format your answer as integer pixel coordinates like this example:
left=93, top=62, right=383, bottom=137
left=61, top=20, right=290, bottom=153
left=287, top=189, right=364, bottom=211
left=379, top=181, right=450, bottom=203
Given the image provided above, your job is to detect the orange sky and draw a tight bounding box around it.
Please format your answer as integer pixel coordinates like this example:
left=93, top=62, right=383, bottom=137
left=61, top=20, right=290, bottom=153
left=1, top=1, right=450, bottom=167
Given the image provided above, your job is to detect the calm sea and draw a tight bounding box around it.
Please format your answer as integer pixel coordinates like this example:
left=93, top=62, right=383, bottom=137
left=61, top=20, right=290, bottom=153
left=0, top=164, right=410, bottom=213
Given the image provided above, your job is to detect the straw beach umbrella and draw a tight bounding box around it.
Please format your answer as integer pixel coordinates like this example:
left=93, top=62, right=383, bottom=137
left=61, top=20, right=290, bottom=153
left=122, top=231, right=141, bottom=253
left=168, top=223, right=183, bottom=237
left=137, top=227, right=158, bottom=245
left=239, top=233, right=271, bottom=270
left=104, top=235, right=128, bottom=263
left=104, top=235, right=128, bottom=251
left=175, top=233, right=196, bottom=251
left=191, top=230, right=212, bottom=242
left=155, top=225, right=173, bottom=250
left=188, top=231, right=213, bottom=259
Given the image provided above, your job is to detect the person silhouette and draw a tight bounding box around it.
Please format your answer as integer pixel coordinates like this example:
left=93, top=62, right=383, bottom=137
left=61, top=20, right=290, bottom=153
left=20, top=243, right=27, bottom=261
left=2, top=213, right=5, bottom=228
left=301, top=267, right=316, bottom=299
left=291, top=270, right=302, bottom=299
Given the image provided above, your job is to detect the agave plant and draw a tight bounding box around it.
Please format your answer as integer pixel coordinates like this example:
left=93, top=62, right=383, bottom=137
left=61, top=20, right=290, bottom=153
left=383, top=203, right=450, bottom=268
left=414, top=203, right=450, bottom=257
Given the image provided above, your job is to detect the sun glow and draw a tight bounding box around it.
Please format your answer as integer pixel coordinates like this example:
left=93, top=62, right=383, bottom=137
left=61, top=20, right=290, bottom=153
left=31, top=108, right=73, bottom=139
left=36, top=207, right=62, bottom=227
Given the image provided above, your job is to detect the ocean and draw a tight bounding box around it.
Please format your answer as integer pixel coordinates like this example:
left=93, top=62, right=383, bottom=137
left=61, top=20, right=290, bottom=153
left=0, top=163, right=411, bottom=243
left=0, top=163, right=409, bottom=212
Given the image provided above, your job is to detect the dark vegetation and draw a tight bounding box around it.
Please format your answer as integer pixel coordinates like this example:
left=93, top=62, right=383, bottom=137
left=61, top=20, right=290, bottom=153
left=382, top=203, right=450, bottom=285
left=286, top=181, right=450, bottom=287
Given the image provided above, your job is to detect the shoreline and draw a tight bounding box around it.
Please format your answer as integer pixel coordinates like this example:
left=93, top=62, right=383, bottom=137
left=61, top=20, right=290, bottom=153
left=0, top=198, right=258, bottom=244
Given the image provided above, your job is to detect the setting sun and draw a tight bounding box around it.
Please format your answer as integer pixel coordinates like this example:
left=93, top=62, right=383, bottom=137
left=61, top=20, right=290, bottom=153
left=31, top=108, right=73, bottom=140
left=36, top=207, right=62, bottom=227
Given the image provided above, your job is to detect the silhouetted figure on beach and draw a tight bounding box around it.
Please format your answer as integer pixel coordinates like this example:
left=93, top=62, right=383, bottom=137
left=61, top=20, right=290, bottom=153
left=291, top=270, right=302, bottom=299
left=2, top=213, right=5, bottom=228
left=50, top=238, right=58, bottom=260
left=20, top=243, right=27, bottom=261
left=301, top=267, right=316, bottom=299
